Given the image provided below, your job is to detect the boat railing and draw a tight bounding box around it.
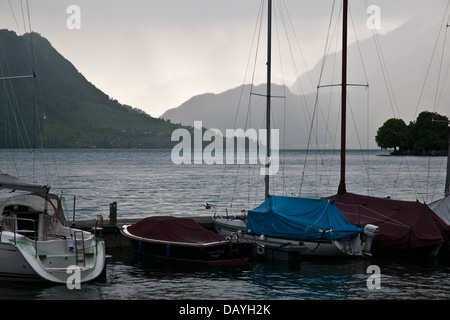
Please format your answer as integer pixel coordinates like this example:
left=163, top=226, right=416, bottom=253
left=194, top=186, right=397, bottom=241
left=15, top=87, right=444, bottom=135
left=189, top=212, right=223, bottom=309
left=1, top=216, right=38, bottom=257
left=92, top=215, right=103, bottom=240
left=204, top=203, right=247, bottom=220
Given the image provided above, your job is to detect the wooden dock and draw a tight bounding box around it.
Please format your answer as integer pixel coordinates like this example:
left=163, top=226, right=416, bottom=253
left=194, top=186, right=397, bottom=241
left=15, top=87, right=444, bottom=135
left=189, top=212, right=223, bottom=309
left=71, top=216, right=215, bottom=249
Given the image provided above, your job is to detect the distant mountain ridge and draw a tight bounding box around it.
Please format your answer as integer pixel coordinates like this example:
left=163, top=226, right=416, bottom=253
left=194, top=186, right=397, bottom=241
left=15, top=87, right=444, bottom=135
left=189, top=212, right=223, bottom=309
left=0, top=29, right=183, bottom=148
left=161, top=15, right=450, bottom=149
left=161, top=83, right=318, bottom=149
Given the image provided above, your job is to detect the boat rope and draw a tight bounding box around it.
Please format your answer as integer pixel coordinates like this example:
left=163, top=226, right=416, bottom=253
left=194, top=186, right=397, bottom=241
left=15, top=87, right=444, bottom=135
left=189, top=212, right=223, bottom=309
left=363, top=0, right=400, bottom=119
left=412, top=0, right=450, bottom=120
left=302, top=201, right=331, bottom=239
left=215, top=0, right=265, bottom=209
left=299, top=0, right=338, bottom=197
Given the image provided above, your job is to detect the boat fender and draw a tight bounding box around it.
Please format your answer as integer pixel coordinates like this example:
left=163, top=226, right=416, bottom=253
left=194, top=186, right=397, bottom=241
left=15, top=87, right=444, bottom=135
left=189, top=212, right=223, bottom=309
left=257, top=244, right=265, bottom=256
left=362, top=224, right=380, bottom=255
left=227, top=233, right=239, bottom=243
left=166, top=244, right=171, bottom=257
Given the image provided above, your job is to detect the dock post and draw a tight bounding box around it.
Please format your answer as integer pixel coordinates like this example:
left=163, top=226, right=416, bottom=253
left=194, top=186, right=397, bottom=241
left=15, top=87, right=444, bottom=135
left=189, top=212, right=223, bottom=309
left=109, top=202, right=117, bottom=226
left=72, top=195, right=76, bottom=223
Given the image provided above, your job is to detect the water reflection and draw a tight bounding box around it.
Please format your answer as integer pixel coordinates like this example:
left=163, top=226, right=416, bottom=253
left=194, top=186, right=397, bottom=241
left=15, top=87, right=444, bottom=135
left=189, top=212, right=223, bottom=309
left=0, top=249, right=447, bottom=300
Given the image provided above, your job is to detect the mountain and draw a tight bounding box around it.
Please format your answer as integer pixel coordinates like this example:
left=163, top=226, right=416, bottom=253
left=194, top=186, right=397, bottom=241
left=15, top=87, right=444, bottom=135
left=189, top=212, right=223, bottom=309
left=161, top=83, right=318, bottom=149
left=0, top=29, right=183, bottom=149
left=161, top=15, right=450, bottom=149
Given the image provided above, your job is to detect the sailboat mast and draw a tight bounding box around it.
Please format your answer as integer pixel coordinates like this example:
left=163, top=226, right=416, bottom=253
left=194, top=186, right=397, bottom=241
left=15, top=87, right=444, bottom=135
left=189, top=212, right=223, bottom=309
left=265, top=0, right=272, bottom=200
left=338, top=0, right=348, bottom=195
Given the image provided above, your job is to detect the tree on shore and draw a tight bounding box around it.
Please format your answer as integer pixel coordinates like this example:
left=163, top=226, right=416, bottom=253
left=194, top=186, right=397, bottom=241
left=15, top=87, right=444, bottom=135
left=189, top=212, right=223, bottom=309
left=409, top=111, right=448, bottom=151
left=376, top=111, right=449, bottom=154
left=375, top=118, right=409, bottom=151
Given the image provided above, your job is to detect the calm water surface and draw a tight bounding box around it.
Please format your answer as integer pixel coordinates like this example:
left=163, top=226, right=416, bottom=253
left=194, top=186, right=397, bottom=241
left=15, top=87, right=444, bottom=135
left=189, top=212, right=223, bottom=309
left=0, top=149, right=449, bottom=301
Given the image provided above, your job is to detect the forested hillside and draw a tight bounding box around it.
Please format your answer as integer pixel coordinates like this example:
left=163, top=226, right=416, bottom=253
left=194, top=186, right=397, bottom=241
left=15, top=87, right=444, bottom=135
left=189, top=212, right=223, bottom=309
left=0, top=30, right=183, bottom=148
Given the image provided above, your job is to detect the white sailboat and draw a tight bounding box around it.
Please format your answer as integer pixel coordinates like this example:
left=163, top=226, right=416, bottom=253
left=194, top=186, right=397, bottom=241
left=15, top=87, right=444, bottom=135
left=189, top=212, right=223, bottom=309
left=209, top=0, right=380, bottom=260
left=0, top=171, right=106, bottom=283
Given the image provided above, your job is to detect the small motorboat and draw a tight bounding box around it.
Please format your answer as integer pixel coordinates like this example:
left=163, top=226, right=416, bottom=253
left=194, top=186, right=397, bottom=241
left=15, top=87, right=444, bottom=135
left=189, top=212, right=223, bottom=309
left=121, top=216, right=252, bottom=265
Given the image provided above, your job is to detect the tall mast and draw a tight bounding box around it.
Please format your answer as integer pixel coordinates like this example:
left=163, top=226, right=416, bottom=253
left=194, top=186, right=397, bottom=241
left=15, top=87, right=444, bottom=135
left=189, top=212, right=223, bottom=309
left=265, top=0, right=272, bottom=200
left=338, top=0, right=348, bottom=195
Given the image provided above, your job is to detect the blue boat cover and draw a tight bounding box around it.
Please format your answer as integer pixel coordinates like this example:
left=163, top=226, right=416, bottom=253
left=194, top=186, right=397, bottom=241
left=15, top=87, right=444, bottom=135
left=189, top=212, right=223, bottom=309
left=246, top=196, right=364, bottom=241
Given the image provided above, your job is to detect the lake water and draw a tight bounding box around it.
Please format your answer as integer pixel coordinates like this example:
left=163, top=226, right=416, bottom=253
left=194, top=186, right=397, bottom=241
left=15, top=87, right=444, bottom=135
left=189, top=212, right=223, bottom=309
left=0, top=149, right=449, bottom=305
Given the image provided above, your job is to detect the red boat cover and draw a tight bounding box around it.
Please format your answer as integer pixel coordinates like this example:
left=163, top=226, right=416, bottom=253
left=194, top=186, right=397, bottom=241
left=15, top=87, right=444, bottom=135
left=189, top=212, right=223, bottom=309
left=328, top=192, right=449, bottom=250
left=127, top=216, right=226, bottom=244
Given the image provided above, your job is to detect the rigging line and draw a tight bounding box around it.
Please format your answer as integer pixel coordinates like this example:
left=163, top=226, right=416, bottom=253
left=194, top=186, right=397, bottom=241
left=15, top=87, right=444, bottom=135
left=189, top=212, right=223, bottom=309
left=321, top=16, right=340, bottom=153
left=336, top=194, right=412, bottom=228
left=215, top=0, right=264, bottom=207
left=302, top=201, right=331, bottom=239
left=231, top=1, right=265, bottom=131
left=279, top=0, right=316, bottom=97
left=314, top=10, right=341, bottom=195
left=344, top=7, right=372, bottom=194
left=302, top=0, right=339, bottom=156
left=435, top=49, right=450, bottom=112
left=343, top=211, right=412, bottom=229
left=317, top=0, right=339, bottom=88
left=250, top=92, right=285, bottom=98
left=412, top=0, right=450, bottom=120
left=0, top=45, right=30, bottom=151
left=349, top=5, right=369, bottom=85
left=299, top=90, right=320, bottom=196
left=347, top=91, right=375, bottom=195
left=318, top=83, right=368, bottom=88
left=363, top=0, right=399, bottom=119
left=8, top=0, right=23, bottom=35
left=299, top=1, right=338, bottom=196
left=10, top=84, right=33, bottom=149
left=0, top=43, right=33, bottom=152
left=280, top=0, right=315, bottom=93
left=0, top=74, right=35, bottom=80
left=432, top=16, right=449, bottom=113
left=282, top=1, right=333, bottom=170
left=426, top=155, right=432, bottom=201
left=433, top=14, right=450, bottom=113
left=281, top=1, right=331, bottom=190
left=230, top=0, right=266, bottom=208
left=391, top=155, right=404, bottom=197
left=429, top=156, right=446, bottom=202
left=278, top=0, right=329, bottom=188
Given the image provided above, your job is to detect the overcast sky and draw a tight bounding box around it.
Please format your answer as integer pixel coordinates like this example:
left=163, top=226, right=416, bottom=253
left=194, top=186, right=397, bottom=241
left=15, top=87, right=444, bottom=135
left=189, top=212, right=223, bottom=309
left=1, top=0, right=448, bottom=118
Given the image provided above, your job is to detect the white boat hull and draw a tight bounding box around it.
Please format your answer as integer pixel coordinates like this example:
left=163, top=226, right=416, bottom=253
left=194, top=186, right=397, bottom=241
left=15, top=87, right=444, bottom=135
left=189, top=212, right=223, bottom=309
left=0, top=231, right=106, bottom=284
left=0, top=242, right=40, bottom=281
left=213, top=218, right=246, bottom=236
left=213, top=218, right=377, bottom=258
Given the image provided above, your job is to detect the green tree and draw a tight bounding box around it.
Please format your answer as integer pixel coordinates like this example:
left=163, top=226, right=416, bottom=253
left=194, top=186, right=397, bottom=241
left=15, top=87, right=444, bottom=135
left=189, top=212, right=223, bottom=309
left=409, top=111, right=448, bottom=151
left=375, top=118, right=409, bottom=151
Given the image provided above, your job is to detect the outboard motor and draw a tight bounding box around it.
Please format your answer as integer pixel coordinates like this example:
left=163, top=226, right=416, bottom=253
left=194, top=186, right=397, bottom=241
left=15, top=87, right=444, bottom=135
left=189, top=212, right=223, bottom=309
left=362, top=224, right=380, bottom=256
